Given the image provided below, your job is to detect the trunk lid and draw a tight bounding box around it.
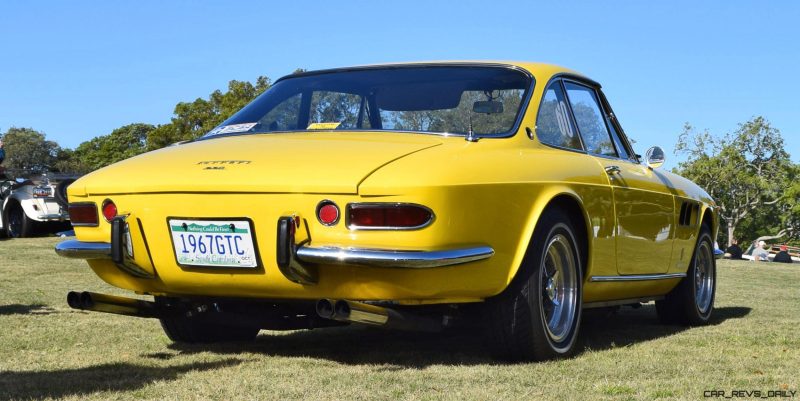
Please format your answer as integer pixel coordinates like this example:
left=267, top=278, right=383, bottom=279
left=73, top=132, right=442, bottom=195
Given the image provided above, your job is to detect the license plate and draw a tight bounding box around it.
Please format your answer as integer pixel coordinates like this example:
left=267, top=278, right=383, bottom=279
left=169, top=219, right=258, bottom=268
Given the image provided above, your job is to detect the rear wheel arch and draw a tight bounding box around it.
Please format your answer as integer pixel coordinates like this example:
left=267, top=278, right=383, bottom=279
left=484, top=201, right=585, bottom=360
left=507, top=190, right=591, bottom=289
left=699, top=206, right=716, bottom=240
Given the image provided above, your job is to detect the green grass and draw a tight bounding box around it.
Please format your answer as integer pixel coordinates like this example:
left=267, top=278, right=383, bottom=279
left=1, top=237, right=799, bottom=400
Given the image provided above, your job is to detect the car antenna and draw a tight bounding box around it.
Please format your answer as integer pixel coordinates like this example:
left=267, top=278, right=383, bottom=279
left=466, top=113, right=478, bottom=142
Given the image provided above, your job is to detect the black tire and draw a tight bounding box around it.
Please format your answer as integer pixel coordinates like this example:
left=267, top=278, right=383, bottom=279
left=54, top=179, right=75, bottom=208
left=484, top=207, right=583, bottom=361
left=656, top=225, right=716, bottom=325
left=5, top=202, right=36, bottom=238
left=156, top=298, right=260, bottom=343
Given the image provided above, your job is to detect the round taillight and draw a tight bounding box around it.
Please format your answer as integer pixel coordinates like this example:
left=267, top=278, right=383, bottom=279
left=316, top=201, right=340, bottom=226
left=101, top=199, right=118, bottom=222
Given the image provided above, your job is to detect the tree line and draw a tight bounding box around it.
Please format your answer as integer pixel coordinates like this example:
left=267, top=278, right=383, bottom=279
left=0, top=75, right=273, bottom=175
left=674, top=117, right=798, bottom=247
left=0, top=74, right=797, bottom=247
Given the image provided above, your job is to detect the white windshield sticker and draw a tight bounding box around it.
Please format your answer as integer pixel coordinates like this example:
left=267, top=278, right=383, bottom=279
left=207, top=123, right=257, bottom=136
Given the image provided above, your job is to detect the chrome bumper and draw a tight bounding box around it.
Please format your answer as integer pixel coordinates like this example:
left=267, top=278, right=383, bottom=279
left=55, top=239, right=493, bottom=268
left=55, top=240, right=112, bottom=259
left=296, top=245, right=494, bottom=268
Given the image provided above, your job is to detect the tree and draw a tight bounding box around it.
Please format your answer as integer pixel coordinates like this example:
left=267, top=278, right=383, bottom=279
left=146, top=77, right=271, bottom=150
left=0, top=127, right=60, bottom=174
left=674, top=116, right=794, bottom=246
left=52, top=148, right=82, bottom=173
left=737, top=165, right=800, bottom=244
left=71, top=123, right=154, bottom=172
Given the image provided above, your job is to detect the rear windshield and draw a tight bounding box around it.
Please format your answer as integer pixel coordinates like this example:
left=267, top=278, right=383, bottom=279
left=203, top=66, right=531, bottom=138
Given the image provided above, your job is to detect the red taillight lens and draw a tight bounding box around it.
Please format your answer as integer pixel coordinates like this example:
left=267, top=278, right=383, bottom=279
left=68, top=203, right=99, bottom=226
left=101, top=200, right=117, bottom=222
left=316, top=201, right=340, bottom=226
left=348, top=204, right=433, bottom=229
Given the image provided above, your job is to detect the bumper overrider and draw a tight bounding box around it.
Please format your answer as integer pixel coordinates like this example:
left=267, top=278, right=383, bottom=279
left=56, top=215, right=495, bottom=285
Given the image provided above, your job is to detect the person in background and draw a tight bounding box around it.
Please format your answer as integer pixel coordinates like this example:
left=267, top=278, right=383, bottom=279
left=713, top=241, right=724, bottom=258
left=773, top=245, right=793, bottom=264
left=753, top=240, right=770, bottom=262
left=726, top=238, right=744, bottom=260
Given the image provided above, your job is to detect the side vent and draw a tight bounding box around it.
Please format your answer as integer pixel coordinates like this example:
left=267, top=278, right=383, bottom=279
left=678, top=201, right=699, bottom=227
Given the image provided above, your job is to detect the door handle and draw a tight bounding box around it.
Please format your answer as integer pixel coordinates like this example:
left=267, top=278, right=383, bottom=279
left=604, top=165, right=621, bottom=175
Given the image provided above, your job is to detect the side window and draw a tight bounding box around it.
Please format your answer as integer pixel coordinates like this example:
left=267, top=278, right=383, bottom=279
left=606, top=118, right=629, bottom=159
left=535, top=80, right=582, bottom=150
left=564, top=82, right=616, bottom=157
left=598, top=91, right=633, bottom=160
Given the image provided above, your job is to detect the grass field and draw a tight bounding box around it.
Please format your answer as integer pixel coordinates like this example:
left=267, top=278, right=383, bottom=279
left=1, top=237, right=798, bottom=400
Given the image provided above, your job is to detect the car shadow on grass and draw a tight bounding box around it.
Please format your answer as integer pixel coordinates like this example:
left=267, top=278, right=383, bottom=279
left=162, top=305, right=751, bottom=367
left=580, top=305, right=751, bottom=351
left=0, top=303, right=57, bottom=316
left=0, top=359, right=242, bottom=400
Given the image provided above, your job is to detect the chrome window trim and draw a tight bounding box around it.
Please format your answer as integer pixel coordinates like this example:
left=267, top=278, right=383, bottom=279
left=545, top=75, right=639, bottom=164
left=533, top=77, right=587, bottom=152
left=345, top=202, right=435, bottom=231
left=561, top=79, right=620, bottom=159
left=596, top=88, right=640, bottom=164
left=589, top=273, right=687, bottom=282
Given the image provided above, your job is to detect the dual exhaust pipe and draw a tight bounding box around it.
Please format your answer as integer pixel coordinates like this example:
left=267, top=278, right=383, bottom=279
left=315, top=299, right=443, bottom=332
left=67, top=292, right=445, bottom=332
left=67, top=291, right=160, bottom=318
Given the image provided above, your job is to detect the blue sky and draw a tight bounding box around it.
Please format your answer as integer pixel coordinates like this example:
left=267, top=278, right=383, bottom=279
left=1, top=1, right=798, bottom=168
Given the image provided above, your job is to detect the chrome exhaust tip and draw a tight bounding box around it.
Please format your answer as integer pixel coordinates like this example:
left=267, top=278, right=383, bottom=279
left=333, top=300, right=389, bottom=325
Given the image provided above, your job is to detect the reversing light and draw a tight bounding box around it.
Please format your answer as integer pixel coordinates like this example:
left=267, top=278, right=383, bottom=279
left=347, top=203, right=434, bottom=230
left=68, top=203, right=99, bottom=227
left=101, top=199, right=118, bottom=222
left=316, top=200, right=340, bottom=226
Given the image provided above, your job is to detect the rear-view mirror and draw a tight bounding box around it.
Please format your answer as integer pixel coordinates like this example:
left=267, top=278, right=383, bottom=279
left=473, top=100, right=504, bottom=114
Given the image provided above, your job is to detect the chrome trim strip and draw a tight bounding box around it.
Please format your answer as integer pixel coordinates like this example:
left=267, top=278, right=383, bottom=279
left=296, top=245, right=494, bottom=268
left=589, top=273, right=686, bottom=282
left=345, top=202, right=435, bottom=231
left=55, top=240, right=111, bottom=259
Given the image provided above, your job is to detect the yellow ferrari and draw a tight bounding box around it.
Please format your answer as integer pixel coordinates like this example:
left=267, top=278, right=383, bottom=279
left=57, top=62, right=717, bottom=361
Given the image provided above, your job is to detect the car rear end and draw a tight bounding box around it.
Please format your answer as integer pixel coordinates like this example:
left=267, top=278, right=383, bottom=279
left=54, top=62, right=536, bottom=339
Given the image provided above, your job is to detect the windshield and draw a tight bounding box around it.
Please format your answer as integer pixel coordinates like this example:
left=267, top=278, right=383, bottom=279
left=203, top=66, right=531, bottom=139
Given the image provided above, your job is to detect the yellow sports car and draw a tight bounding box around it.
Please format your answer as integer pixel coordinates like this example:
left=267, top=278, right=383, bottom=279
left=57, top=62, right=717, bottom=361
